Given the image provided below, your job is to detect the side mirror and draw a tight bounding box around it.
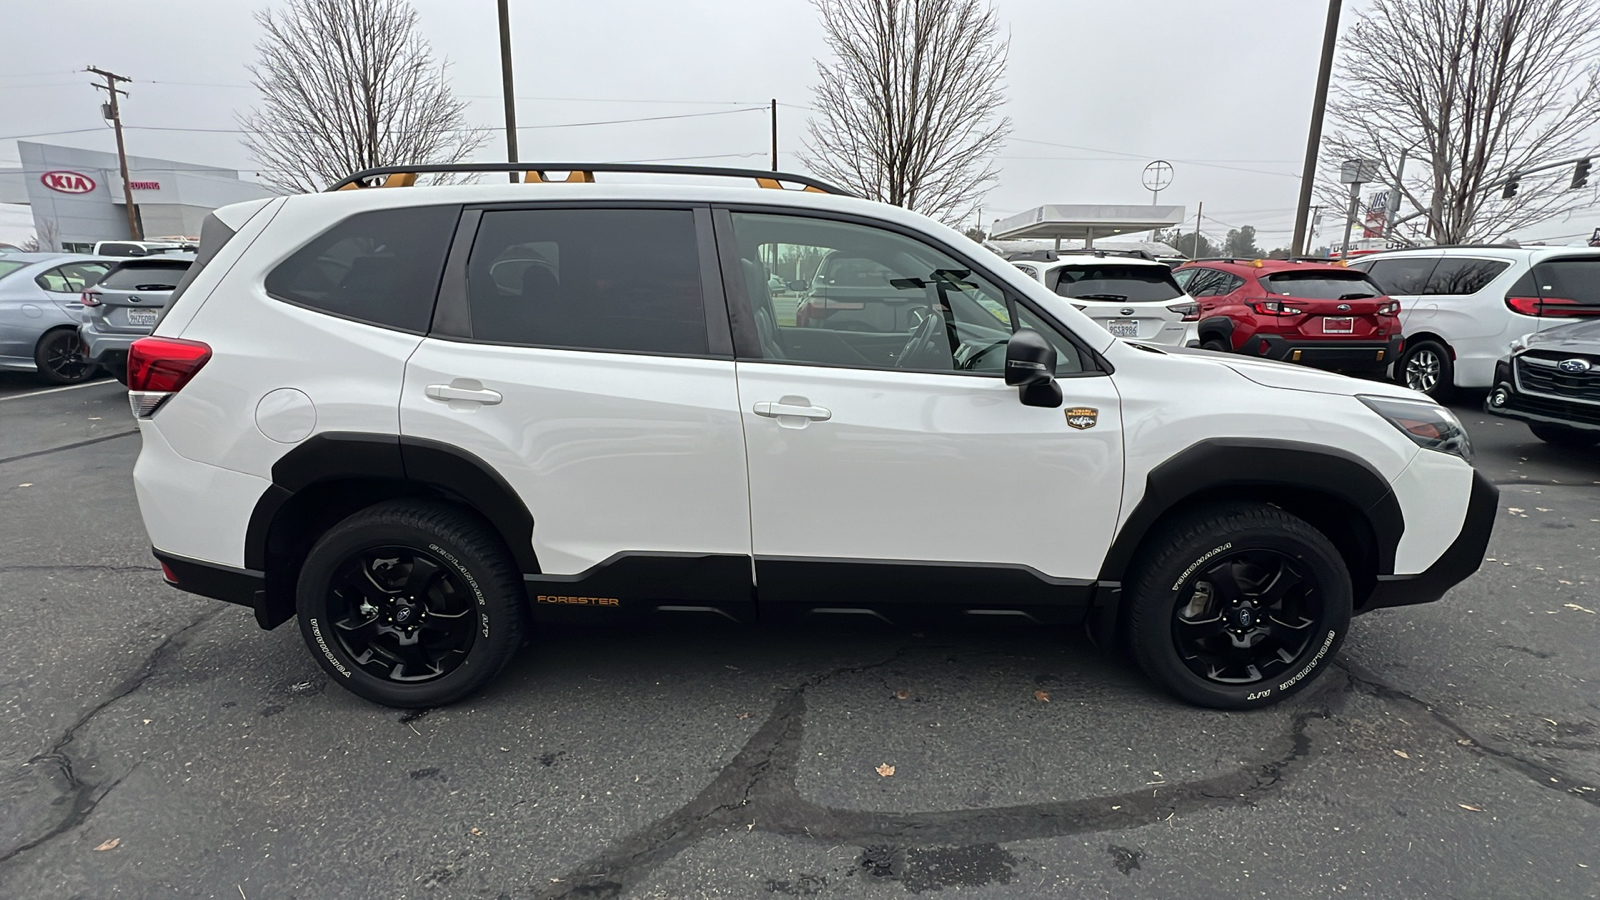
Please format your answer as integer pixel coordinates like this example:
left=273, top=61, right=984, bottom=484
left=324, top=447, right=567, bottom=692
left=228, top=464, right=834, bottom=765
left=788, top=279, right=809, bottom=292
left=1005, top=330, right=1063, bottom=408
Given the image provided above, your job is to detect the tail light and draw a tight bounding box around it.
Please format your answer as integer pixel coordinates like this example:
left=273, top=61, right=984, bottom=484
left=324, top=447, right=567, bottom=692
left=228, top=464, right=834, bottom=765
left=126, top=336, right=210, bottom=417
left=1377, top=300, right=1399, bottom=316
left=1166, top=302, right=1200, bottom=321
left=1251, top=300, right=1304, bottom=316
left=80, top=290, right=102, bottom=307
left=1505, top=295, right=1599, bottom=317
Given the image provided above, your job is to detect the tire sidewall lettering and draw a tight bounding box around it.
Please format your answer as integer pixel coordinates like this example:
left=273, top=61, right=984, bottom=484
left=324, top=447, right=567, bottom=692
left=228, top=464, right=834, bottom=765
left=1278, top=629, right=1338, bottom=692
left=307, top=617, right=352, bottom=678
left=428, top=541, right=491, bottom=641
left=1172, top=542, right=1232, bottom=592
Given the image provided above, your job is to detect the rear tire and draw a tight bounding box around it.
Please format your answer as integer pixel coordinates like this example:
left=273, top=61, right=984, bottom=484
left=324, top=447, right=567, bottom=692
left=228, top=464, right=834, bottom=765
left=1126, top=503, right=1351, bottom=709
left=33, top=328, right=97, bottom=385
left=1529, top=423, right=1600, bottom=448
left=1200, top=337, right=1231, bottom=353
left=295, top=499, right=527, bottom=708
left=1398, top=339, right=1454, bottom=401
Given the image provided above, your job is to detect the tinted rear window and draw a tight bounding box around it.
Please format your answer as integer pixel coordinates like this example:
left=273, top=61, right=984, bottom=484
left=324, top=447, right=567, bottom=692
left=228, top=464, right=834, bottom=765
left=99, top=262, right=190, bottom=291
left=1517, top=258, right=1600, bottom=308
left=1052, top=264, right=1183, bottom=302
left=1262, top=271, right=1382, bottom=299
left=266, top=205, right=459, bottom=333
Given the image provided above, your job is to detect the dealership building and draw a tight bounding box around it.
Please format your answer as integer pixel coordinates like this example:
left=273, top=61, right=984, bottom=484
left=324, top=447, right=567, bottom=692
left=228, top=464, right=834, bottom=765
left=0, top=141, right=278, bottom=251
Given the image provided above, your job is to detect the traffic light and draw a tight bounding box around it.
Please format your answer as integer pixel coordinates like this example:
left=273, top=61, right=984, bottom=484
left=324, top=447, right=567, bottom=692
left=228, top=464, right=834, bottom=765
left=1573, top=158, right=1592, bottom=190
left=1502, top=175, right=1520, bottom=199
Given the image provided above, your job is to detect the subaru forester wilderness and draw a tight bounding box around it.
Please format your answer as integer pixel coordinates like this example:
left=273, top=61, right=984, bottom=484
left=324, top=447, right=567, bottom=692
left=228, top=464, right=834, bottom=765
left=128, top=163, right=1495, bottom=710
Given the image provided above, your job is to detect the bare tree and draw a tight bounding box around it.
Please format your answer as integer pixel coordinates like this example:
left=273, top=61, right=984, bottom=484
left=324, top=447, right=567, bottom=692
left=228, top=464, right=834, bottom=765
left=21, top=218, right=60, bottom=253
left=801, top=0, right=1011, bottom=226
left=240, top=0, right=485, bottom=193
left=1321, top=0, right=1600, bottom=244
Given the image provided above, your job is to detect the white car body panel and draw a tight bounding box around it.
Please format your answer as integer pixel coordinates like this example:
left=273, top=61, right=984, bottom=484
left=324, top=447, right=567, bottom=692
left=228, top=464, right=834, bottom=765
left=1012, top=257, right=1199, bottom=347
left=1388, top=448, right=1474, bottom=574
left=735, top=361, right=1123, bottom=580
left=401, top=342, right=752, bottom=575
left=133, top=422, right=271, bottom=568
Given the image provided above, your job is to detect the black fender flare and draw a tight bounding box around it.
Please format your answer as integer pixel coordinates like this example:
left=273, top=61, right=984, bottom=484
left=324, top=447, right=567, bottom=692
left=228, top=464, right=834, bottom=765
left=246, top=430, right=538, bottom=582
left=1097, top=438, right=1404, bottom=584
left=1196, top=316, right=1234, bottom=341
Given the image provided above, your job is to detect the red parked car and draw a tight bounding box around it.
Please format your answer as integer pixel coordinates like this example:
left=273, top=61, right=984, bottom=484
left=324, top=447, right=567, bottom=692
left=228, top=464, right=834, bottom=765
left=1173, top=258, right=1403, bottom=376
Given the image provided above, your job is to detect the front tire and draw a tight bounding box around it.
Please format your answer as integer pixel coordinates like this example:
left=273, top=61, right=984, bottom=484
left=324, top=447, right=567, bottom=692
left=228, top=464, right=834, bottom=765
left=1126, top=503, right=1352, bottom=709
left=33, top=328, right=97, bottom=385
left=1398, top=339, right=1453, bottom=401
left=296, top=500, right=527, bottom=708
left=1529, top=423, right=1600, bottom=448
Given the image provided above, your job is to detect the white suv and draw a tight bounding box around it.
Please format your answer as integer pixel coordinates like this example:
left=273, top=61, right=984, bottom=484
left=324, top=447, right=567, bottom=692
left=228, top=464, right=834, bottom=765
left=1008, top=250, right=1199, bottom=347
left=127, top=163, right=1495, bottom=710
left=1348, top=245, right=1600, bottom=399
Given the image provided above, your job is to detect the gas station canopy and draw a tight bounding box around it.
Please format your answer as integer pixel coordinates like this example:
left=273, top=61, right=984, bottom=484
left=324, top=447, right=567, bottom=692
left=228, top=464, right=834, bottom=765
left=992, top=204, right=1187, bottom=247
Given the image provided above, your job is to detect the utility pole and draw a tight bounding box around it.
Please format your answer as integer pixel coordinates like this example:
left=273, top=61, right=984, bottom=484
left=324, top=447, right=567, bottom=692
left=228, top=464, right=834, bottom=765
left=1193, top=201, right=1203, bottom=258
left=496, top=0, right=519, bottom=182
left=1290, top=0, right=1342, bottom=256
left=1340, top=180, right=1361, bottom=259
left=770, top=99, right=778, bottom=171
left=87, top=66, right=141, bottom=240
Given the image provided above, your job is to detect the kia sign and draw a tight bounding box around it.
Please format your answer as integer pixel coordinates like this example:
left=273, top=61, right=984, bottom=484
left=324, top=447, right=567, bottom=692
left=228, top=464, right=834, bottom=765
left=40, top=171, right=97, bottom=194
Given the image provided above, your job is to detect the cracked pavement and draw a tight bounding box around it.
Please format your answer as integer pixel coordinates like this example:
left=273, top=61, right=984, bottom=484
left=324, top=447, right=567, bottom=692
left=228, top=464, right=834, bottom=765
left=0, top=376, right=1597, bottom=898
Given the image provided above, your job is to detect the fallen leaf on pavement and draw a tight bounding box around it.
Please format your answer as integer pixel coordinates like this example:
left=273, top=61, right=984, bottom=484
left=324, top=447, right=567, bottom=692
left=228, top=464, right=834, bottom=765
left=470, top=827, right=484, bottom=836
left=876, top=763, right=895, bottom=777
left=1458, top=803, right=1484, bottom=812
left=1456, top=739, right=1473, bottom=746
left=1033, top=690, right=1050, bottom=702
left=1507, top=507, right=1525, bottom=514
left=735, top=712, right=750, bottom=720
left=1394, top=750, right=1410, bottom=759
left=17, top=483, right=31, bottom=488
left=94, top=838, right=120, bottom=851
left=1564, top=603, right=1595, bottom=614
left=893, top=689, right=910, bottom=701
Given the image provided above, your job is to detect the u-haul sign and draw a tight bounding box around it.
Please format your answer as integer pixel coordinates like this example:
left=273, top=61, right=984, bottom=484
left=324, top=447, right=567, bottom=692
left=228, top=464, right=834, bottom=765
left=40, top=171, right=97, bottom=194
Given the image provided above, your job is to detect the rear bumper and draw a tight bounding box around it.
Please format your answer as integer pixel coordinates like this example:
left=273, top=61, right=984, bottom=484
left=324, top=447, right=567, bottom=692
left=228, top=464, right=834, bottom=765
left=1361, top=469, right=1497, bottom=611
left=1250, top=334, right=1404, bottom=373
left=153, top=548, right=267, bottom=619
left=78, top=322, right=142, bottom=362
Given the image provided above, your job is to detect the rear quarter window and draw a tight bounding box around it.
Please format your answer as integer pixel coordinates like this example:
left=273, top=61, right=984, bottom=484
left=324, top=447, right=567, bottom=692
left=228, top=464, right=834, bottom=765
left=265, top=205, right=459, bottom=333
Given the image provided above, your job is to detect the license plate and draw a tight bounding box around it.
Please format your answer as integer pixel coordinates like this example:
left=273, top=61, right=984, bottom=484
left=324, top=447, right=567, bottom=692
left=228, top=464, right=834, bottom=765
left=1107, top=319, right=1139, bottom=337
left=1321, top=316, right=1353, bottom=334
left=126, top=310, right=158, bottom=326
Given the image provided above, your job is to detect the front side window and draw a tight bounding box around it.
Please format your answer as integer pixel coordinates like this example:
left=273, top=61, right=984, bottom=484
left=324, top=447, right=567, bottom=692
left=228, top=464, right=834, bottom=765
left=1052, top=263, right=1184, bottom=302
left=265, top=205, right=458, bottom=333
left=728, top=212, right=1081, bottom=375
left=35, top=262, right=111, bottom=293
left=1423, top=258, right=1509, bottom=296
left=463, top=208, right=707, bottom=355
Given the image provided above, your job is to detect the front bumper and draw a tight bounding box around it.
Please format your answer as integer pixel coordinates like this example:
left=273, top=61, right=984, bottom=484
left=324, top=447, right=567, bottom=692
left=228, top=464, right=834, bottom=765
left=79, top=321, right=142, bottom=363
left=1247, top=334, right=1404, bottom=373
left=1484, top=358, right=1600, bottom=434
left=1362, top=468, right=1498, bottom=611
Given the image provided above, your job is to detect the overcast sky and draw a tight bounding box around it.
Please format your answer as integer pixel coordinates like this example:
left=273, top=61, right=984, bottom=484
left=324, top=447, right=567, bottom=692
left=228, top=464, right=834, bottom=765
left=2, top=0, right=1597, bottom=247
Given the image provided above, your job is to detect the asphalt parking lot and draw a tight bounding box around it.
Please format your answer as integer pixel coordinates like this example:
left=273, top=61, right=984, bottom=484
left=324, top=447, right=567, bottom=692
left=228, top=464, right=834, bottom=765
left=1, top=372, right=1597, bottom=899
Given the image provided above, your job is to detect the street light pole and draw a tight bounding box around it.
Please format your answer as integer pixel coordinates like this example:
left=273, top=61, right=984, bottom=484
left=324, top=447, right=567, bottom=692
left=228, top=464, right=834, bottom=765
left=496, top=0, right=519, bottom=183
left=87, top=66, right=141, bottom=240
left=1291, top=0, right=1342, bottom=256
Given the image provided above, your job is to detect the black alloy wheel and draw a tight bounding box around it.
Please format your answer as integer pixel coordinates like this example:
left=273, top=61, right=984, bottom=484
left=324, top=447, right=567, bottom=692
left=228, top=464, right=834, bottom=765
left=296, top=500, right=527, bottom=707
left=1126, top=503, right=1351, bottom=709
left=34, top=328, right=97, bottom=385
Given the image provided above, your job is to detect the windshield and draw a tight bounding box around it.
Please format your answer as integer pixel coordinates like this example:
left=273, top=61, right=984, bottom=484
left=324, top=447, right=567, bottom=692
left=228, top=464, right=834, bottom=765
left=1052, top=264, right=1183, bottom=302
left=0, top=260, right=25, bottom=282
left=1263, top=271, right=1382, bottom=299
left=98, top=262, right=191, bottom=291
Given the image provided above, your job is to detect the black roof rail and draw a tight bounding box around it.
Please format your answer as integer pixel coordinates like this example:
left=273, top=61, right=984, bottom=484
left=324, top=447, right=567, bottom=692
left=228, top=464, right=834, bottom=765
left=324, top=162, right=855, bottom=196
left=1367, top=242, right=1522, bottom=251
left=1005, top=247, right=1157, bottom=263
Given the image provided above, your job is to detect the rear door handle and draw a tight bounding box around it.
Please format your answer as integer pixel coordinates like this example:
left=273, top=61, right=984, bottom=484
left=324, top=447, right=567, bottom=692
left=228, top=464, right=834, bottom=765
left=753, top=400, right=831, bottom=421
left=426, top=384, right=503, bottom=405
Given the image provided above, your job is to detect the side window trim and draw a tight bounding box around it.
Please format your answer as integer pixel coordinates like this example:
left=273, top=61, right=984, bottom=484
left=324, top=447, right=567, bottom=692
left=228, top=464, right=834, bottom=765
left=693, top=206, right=734, bottom=358
left=429, top=207, right=481, bottom=338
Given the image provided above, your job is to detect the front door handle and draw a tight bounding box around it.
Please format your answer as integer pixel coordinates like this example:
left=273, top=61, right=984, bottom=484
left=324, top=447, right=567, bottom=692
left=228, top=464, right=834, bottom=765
left=426, top=383, right=503, bottom=405
left=753, top=400, right=831, bottom=421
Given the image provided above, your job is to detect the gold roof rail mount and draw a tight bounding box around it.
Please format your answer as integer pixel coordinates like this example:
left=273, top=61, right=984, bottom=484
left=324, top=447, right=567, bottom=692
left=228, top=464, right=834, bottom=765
left=326, top=163, right=852, bottom=196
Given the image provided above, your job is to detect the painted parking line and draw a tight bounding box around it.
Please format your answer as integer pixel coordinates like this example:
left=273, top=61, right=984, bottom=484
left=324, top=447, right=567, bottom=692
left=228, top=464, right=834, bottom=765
left=0, top=380, right=119, bottom=404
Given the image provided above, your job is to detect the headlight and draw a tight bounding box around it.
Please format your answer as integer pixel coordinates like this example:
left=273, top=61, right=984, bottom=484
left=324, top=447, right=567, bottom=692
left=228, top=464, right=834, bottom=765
left=1358, top=395, right=1473, bottom=462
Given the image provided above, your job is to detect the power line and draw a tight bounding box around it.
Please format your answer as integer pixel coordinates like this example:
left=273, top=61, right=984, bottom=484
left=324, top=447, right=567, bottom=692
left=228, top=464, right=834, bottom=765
left=1009, top=137, right=1301, bottom=179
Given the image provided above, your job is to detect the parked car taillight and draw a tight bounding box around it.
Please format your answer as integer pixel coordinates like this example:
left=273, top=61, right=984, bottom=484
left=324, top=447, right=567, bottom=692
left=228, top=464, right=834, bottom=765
left=1505, top=295, right=1599, bottom=317
left=1378, top=300, right=1399, bottom=316
left=79, top=290, right=102, bottom=307
left=126, top=336, right=210, bottom=417
left=1167, top=302, right=1200, bottom=321
left=1251, top=300, right=1304, bottom=316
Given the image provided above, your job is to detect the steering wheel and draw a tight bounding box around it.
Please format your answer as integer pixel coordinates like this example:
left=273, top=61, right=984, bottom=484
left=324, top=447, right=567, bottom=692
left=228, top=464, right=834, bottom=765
left=895, top=313, right=946, bottom=368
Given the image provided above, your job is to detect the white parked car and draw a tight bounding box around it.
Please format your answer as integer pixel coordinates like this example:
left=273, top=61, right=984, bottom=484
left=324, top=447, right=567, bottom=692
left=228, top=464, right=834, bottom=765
left=1348, top=245, right=1600, bottom=399
left=1007, top=249, right=1200, bottom=347
left=127, top=163, right=1494, bottom=711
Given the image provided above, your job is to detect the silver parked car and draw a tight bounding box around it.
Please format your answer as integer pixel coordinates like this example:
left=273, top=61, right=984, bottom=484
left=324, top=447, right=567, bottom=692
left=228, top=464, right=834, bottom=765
left=79, top=254, right=195, bottom=383
left=0, top=253, right=115, bottom=384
